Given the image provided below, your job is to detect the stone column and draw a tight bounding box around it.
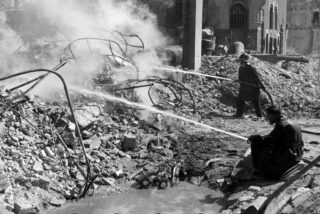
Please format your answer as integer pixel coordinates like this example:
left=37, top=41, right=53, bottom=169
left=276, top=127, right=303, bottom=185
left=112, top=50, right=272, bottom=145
left=182, top=0, right=203, bottom=70
left=312, top=29, right=320, bottom=54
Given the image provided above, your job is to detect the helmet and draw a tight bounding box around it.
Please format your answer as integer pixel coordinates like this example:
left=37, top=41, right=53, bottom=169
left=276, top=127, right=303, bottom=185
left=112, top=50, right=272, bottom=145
left=239, top=53, right=250, bottom=61
left=266, top=105, right=282, bottom=116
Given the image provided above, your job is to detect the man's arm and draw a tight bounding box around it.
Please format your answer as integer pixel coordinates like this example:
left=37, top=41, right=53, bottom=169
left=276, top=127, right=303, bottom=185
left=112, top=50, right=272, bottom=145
left=252, top=67, right=266, bottom=90
left=283, top=124, right=303, bottom=152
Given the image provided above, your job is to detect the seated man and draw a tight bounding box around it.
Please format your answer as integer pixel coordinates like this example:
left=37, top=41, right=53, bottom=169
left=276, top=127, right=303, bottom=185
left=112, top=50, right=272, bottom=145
left=248, top=105, right=304, bottom=180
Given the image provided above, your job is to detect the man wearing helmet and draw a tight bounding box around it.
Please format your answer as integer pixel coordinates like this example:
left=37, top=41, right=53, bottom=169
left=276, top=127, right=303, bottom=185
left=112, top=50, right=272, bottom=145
left=235, top=53, right=265, bottom=118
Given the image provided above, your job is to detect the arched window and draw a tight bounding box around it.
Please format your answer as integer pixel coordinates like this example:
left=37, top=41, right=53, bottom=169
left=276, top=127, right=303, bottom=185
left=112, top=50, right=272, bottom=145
left=230, top=3, right=248, bottom=28
left=269, top=37, right=273, bottom=54
left=270, top=4, right=273, bottom=29
left=166, top=0, right=183, bottom=27
left=229, top=2, right=248, bottom=44
left=313, top=11, right=320, bottom=27
left=280, top=25, right=284, bottom=53
left=266, top=34, right=269, bottom=53
left=260, top=9, right=265, bottom=53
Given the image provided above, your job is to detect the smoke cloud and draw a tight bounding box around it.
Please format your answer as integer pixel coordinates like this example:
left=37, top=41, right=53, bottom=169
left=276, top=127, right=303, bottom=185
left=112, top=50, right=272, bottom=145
left=0, top=0, right=170, bottom=102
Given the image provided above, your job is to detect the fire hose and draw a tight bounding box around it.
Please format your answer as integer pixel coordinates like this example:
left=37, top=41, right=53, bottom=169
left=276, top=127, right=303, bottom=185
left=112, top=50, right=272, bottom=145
left=152, top=66, right=274, bottom=106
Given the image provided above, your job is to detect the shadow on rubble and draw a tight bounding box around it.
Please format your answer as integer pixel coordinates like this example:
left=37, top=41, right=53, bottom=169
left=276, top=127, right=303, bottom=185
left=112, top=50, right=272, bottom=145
left=213, top=177, right=278, bottom=212
left=199, top=194, right=221, bottom=204
left=221, top=176, right=279, bottom=199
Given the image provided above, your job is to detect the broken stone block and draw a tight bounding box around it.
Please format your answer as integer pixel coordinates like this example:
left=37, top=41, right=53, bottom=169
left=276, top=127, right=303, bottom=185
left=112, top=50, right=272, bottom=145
left=291, top=187, right=311, bottom=200
left=74, top=108, right=98, bottom=127
left=95, top=151, right=107, bottom=161
left=67, top=122, right=76, bottom=132
left=0, top=172, right=10, bottom=193
left=220, top=209, right=232, bottom=214
left=32, top=175, right=51, bottom=190
left=0, top=206, right=13, bottom=214
left=13, top=199, right=37, bottom=214
left=25, top=182, right=32, bottom=189
left=114, top=169, right=124, bottom=178
left=10, top=136, right=19, bottom=143
left=39, top=150, right=47, bottom=159
left=42, top=163, right=51, bottom=171
left=82, top=130, right=94, bottom=140
left=291, top=189, right=313, bottom=208
left=61, top=131, right=77, bottom=148
left=102, top=177, right=116, bottom=186
left=121, top=134, right=137, bottom=151
left=188, top=176, right=202, bottom=185
left=122, top=119, right=128, bottom=125
left=52, top=165, right=61, bottom=172
left=83, top=135, right=101, bottom=151
left=32, top=161, right=43, bottom=174
left=245, top=196, right=267, bottom=210
left=114, top=148, right=130, bottom=158
left=248, top=186, right=261, bottom=192
left=49, top=197, right=65, bottom=207
left=44, top=147, right=55, bottom=158
left=5, top=139, right=17, bottom=147
left=239, top=195, right=255, bottom=202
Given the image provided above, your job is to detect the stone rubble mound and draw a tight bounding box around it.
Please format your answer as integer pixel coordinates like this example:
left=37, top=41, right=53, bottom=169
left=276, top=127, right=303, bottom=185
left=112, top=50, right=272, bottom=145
left=182, top=56, right=320, bottom=118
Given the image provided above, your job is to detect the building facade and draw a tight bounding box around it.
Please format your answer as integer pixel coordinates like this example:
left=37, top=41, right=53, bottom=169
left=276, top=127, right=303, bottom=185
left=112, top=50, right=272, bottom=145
left=204, top=0, right=287, bottom=54
left=147, top=0, right=288, bottom=54
left=287, top=0, right=320, bottom=54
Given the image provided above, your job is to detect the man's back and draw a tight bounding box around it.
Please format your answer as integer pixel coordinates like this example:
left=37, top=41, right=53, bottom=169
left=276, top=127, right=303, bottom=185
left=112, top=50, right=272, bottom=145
left=264, top=118, right=304, bottom=178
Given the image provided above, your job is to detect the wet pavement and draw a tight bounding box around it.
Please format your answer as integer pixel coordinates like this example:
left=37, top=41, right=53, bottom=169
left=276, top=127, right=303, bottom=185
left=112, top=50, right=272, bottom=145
left=45, top=118, right=320, bottom=214
left=45, top=182, right=224, bottom=214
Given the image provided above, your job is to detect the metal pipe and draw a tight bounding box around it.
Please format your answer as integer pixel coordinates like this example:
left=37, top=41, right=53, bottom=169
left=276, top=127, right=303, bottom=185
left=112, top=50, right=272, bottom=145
left=9, top=60, right=68, bottom=93
left=258, top=155, right=320, bottom=213
left=8, top=76, right=42, bottom=92
left=114, top=83, right=154, bottom=91
left=23, top=60, right=68, bottom=95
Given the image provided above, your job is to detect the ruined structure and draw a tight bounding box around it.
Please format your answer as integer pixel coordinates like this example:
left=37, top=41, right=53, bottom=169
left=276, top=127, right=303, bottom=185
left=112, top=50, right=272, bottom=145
left=287, top=0, right=320, bottom=54
left=146, top=0, right=288, bottom=54
left=203, top=0, right=287, bottom=54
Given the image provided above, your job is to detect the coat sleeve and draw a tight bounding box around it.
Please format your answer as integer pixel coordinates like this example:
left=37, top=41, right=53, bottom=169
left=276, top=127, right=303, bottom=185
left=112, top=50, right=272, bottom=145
left=252, top=67, right=266, bottom=90
left=238, top=67, right=244, bottom=81
left=283, top=124, right=302, bottom=152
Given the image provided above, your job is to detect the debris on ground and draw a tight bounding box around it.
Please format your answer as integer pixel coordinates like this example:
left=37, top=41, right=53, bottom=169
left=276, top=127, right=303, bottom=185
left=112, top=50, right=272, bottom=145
left=0, top=32, right=319, bottom=214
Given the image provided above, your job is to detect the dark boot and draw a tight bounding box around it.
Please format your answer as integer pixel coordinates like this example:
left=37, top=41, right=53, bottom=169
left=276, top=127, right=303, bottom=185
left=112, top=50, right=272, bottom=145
left=252, top=99, right=262, bottom=117
left=236, top=99, right=245, bottom=117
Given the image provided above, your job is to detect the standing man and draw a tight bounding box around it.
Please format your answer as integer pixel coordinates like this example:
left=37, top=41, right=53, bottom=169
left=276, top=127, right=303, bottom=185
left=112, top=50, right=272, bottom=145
left=235, top=53, right=265, bottom=117
left=248, top=105, right=304, bottom=180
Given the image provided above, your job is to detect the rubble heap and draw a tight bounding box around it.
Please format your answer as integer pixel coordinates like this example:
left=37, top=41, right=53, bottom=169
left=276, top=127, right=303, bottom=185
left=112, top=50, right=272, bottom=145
left=182, top=56, right=320, bottom=118
left=0, top=86, right=246, bottom=213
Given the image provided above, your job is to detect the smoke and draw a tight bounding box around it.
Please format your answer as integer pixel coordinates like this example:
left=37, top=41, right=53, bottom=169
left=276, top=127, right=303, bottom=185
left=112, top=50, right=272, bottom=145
left=0, top=0, right=171, bottom=107
left=38, top=0, right=167, bottom=48
left=0, top=12, right=25, bottom=74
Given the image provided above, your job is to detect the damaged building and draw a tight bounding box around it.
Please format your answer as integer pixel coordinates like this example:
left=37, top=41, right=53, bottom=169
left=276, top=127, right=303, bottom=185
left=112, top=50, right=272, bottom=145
left=146, top=0, right=288, bottom=55
left=287, top=0, right=320, bottom=54
left=0, top=1, right=319, bottom=213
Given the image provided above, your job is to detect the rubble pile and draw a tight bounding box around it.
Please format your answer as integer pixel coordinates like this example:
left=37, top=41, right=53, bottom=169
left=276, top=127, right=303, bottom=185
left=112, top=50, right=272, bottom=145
left=181, top=56, right=320, bottom=118
left=0, top=86, right=245, bottom=213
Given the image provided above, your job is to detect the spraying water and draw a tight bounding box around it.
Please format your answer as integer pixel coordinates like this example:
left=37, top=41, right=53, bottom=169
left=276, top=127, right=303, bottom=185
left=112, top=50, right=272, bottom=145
left=69, top=86, right=247, bottom=141
left=152, top=66, right=234, bottom=81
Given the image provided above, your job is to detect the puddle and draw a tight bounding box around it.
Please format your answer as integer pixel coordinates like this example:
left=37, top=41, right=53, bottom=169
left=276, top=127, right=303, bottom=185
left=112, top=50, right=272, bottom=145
left=45, top=182, right=224, bottom=214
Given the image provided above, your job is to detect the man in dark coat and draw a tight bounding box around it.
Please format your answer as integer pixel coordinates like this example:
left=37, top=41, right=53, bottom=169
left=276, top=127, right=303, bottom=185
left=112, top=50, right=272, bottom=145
left=235, top=53, right=265, bottom=117
left=248, top=105, right=304, bottom=180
